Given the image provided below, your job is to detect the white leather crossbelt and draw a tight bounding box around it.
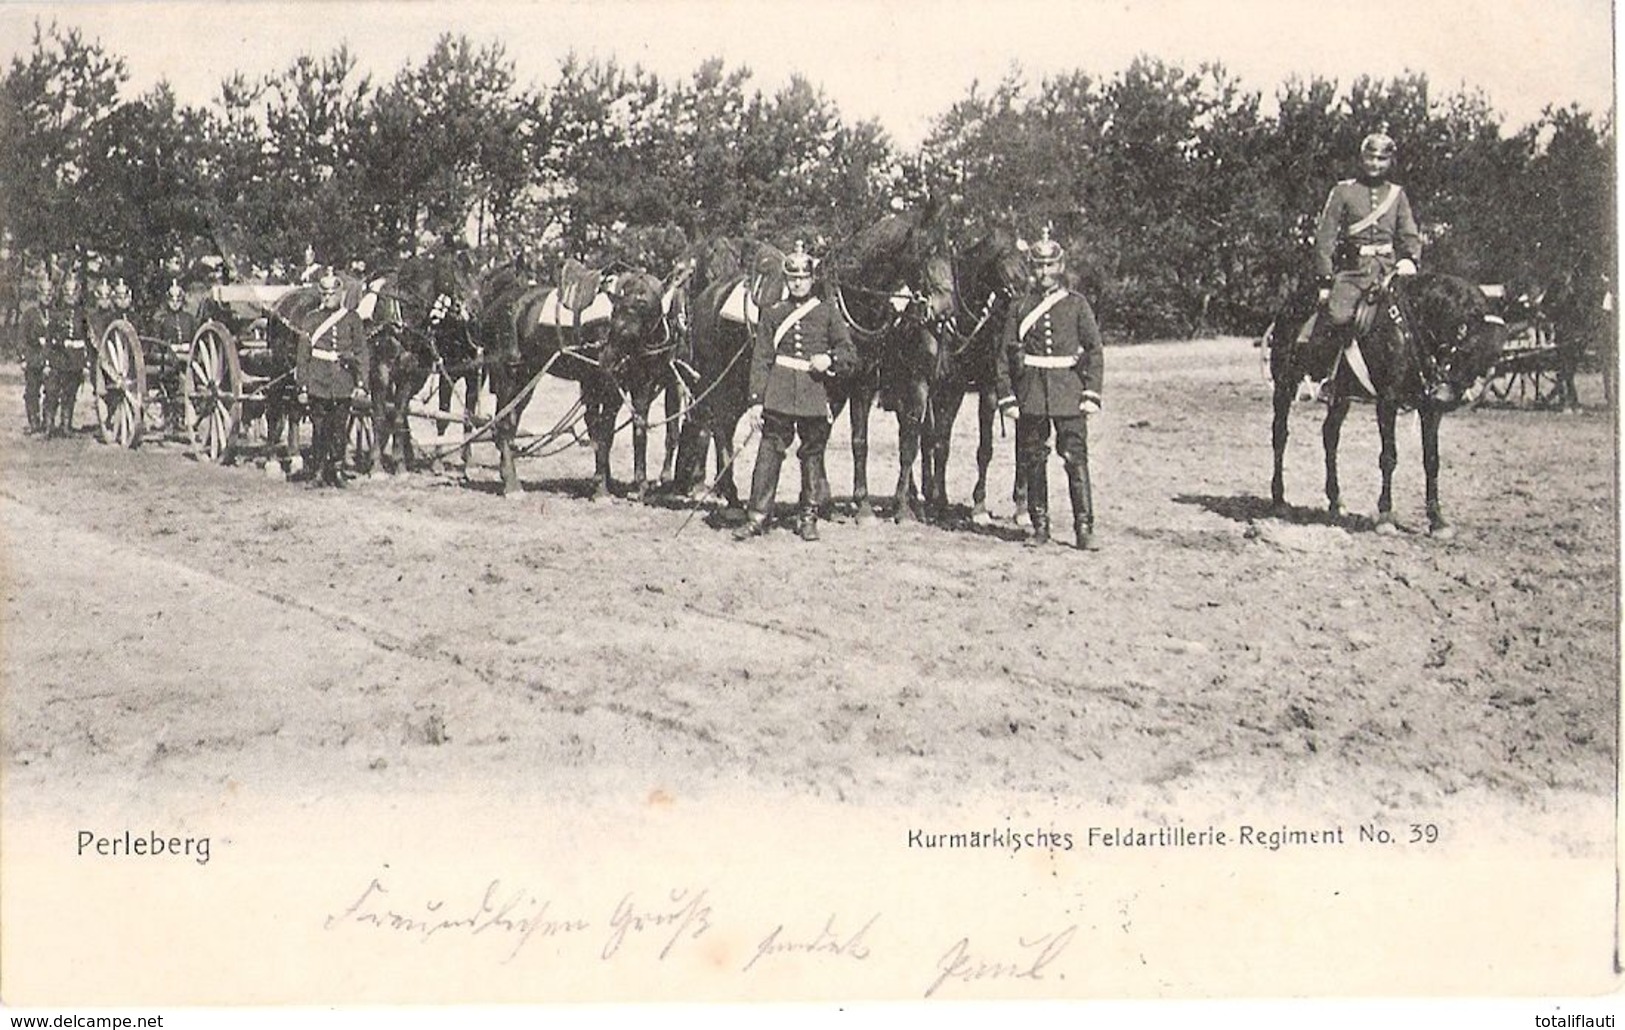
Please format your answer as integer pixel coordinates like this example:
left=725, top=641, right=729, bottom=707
left=774, top=355, right=813, bottom=371
left=1358, top=243, right=1394, bottom=256
left=311, top=348, right=339, bottom=362
left=1023, top=354, right=1077, bottom=368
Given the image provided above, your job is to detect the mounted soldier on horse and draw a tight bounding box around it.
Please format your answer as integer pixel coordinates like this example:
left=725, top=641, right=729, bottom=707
left=1266, top=129, right=1507, bottom=538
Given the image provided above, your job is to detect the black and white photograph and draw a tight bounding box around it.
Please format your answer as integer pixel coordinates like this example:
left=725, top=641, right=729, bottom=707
left=0, top=0, right=1617, bottom=1023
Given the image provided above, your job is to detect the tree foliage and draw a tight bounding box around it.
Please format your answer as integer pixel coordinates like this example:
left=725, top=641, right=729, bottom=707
left=1, top=23, right=1613, bottom=341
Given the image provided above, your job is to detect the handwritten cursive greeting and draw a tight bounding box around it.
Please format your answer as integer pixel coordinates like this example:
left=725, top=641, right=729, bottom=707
left=742, top=913, right=879, bottom=973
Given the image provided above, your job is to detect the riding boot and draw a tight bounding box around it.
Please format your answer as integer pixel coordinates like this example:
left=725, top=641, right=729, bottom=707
left=805, top=451, right=832, bottom=519
left=1312, top=323, right=1352, bottom=403
left=731, top=513, right=769, bottom=541
left=797, top=507, right=820, bottom=542
left=1067, top=463, right=1099, bottom=551
left=1024, top=462, right=1050, bottom=546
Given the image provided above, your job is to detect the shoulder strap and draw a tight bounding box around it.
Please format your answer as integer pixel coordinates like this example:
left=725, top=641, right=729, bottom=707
left=1348, top=185, right=1401, bottom=235
left=772, top=297, right=822, bottom=347
left=1018, top=289, right=1069, bottom=341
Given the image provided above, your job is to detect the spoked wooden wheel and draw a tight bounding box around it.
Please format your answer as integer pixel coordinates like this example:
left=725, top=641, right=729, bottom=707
left=184, top=320, right=244, bottom=463
left=91, top=319, right=146, bottom=447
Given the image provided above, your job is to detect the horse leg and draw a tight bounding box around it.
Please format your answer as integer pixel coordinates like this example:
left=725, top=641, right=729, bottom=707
left=933, top=388, right=968, bottom=520
left=287, top=402, right=305, bottom=478
left=1420, top=405, right=1453, bottom=539
left=428, top=374, right=453, bottom=474
left=588, top=389, right=614, bottom=501
left=678, top=417, right=710, bottom=498
left=717, top=413, right=744, bottom=508
left=1321, top=394, right=1351, bottom=519
left=460, top=370, right=481, bottom=478
left=1374, top=399, right=1400, bottom=534
left=632, top=385, right=654, bottom=503
left=658, top=371, right=682, bottom=488
left=1271, top=376, right=1295, bottom=513
left=846, top=384, right=876, bottom=522
left=893, top=384, right=924, bottom=524
left=969, top=389, right=994, bottom=521
left=491, top=366, right=523, bottom=498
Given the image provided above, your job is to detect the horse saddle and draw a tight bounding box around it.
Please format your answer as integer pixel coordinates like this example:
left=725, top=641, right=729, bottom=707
left=719, top=251, right=789, bottom=326
left=1353, top=287, right=1385, bottom=337
left=559, top=259, right=606, bottom=314
left=718, top=275, right=789, bottom=326
left=534, top=286, right=614, bottom=328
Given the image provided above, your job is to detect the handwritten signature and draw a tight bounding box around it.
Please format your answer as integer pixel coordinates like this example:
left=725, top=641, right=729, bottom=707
left=742, top=913, right=879, bottom=973
left=924, top=925, right=1077, bottom=998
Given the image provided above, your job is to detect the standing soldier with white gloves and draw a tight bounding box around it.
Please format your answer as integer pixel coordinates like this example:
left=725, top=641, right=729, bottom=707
left=296, top=269, right=370, bottom=488
left=734, top=242, right=857, bottom=542
left=996, top=229, right=1105, bottom=551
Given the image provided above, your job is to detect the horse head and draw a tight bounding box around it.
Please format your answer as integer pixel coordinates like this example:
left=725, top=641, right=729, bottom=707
left=830, top=204, right=955, bottom=339
left=1392, top=273, right=1508, bottom=409
left=601, top=270, right=672, bottom=378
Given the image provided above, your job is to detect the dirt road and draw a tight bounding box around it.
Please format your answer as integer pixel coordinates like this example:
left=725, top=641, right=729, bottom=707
left=3, top=337, right=1613, bottom=835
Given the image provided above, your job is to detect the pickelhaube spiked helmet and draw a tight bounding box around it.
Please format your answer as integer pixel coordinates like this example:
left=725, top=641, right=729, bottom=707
left=1028, top=224, right=1065, bottom=264
left=782, top=240, right=815, bottom=278
left=166, top=280, right=185, bottom=302
left=112, top=278, right=133, bottom=303
left=318, top=267, right=343, bottom=293
left=1360, top=123, right=1396, bottom=159
left=92, top=278, right=112, bottom=302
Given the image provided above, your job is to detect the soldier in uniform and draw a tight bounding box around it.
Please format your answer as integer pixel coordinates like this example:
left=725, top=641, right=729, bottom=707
left=296, top=269, right=370, bottom=488
left=153, top=279, right=198, bottom=372
left=110, top=278, right=135, bottom=318
left=44, top=275, right=89, bottom=437
left=17, top=278, right=55, bottom=435
left=1305, top=126, right=1425, bottom=400
left=734, top=241, right=857, bottom=541
left=995, top=229, right=1105, bottom=551
left=85, top=278, right=117, bottom=345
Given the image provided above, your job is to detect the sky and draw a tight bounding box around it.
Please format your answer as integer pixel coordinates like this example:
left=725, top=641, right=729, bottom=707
left=0, top=0, right=1615, bottom=148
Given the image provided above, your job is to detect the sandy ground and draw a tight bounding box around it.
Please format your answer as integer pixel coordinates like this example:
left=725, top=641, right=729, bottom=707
left=0, top=337, right=1618, bottom=1004
left=3, top=336, right=1614, bottom=823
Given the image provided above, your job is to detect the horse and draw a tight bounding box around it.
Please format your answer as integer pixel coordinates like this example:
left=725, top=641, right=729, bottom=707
left=821, top=198, right=955, bottom=522
left=913, top=228, right=1031, bottom=522
left=671, top=237, right=786, bottom=506
left=1266, top=271, right=1507, bottom=538
left=478, top=261, right=679, bottom=502
left=366, top=250, right=482, bottom=472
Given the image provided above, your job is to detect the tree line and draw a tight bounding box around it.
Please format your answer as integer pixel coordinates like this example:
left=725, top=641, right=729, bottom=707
left=1, top=20, right=1614, bottom=340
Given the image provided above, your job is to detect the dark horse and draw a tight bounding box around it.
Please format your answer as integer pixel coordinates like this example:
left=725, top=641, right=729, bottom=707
left=821, top=199, right=954, bottom=521
left=367, top=250, right=482, bottom=473
left=1267, top=271, right=1507, bottom=538
left=478, top=263, right=678, bottom=501
left=912, top=228, right=1030, bottom=522
left=672, top=236, right=786, bottom=506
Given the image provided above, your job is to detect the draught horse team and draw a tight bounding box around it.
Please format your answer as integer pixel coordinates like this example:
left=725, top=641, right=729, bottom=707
left=20, top=128, right=1513, bottom=547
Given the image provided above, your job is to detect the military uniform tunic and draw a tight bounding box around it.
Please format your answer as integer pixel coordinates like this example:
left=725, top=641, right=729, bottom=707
left=295, top=303, right=369, bottom=399
left=154, top=308, right=199, bottom=355
left=1314, top=177, right=1422, bottom=323
left=995, top=287, right=1104, bottom=417
left=748, top=297, right=856, bottom=417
